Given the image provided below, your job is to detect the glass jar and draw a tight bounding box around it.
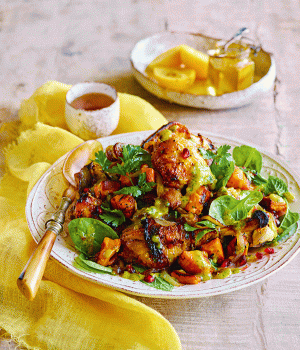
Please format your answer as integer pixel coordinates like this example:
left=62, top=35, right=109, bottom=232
left=208, top=42, right=255, bottom=95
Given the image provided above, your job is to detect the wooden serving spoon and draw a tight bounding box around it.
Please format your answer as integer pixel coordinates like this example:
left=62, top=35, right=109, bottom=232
left=17, top=140, right=103, bottom=300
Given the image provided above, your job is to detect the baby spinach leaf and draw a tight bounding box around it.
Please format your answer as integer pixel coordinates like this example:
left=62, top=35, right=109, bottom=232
left=252, top=172, right=268, bottom=186
left=184, top=223, right=199, bottom=232
left=276, top=222, right=298, bottom=243
left=209, top=191, right=263, bottom=226
left=68, top=218, right=118, bottom=257
left=142, top=275, right=174, bottom=291
left=264, top=175, right=288, bottom=196
left=77, top=253, right=113, bottom=273
left=184, top=220, right=216, bottom=233
left=232, top=145, right=262, bottom=172
left=73, top=257, right=102, bottom=272
left=279, top=209, right=300, bottom=231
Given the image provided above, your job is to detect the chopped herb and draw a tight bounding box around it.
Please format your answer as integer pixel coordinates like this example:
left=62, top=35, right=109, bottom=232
left=95, top=145, right=152, bottom=176
left=100, top=207, right=126, bottom=227
left=114, top=172, right=156, bottom=198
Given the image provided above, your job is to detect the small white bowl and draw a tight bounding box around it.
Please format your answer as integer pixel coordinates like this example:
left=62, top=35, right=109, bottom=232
left=65, top=82, right=120, bottom=140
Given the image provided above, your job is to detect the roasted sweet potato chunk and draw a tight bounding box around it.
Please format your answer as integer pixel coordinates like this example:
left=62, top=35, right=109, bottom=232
left=226, top=166, right=250, bottom=190
left=96, top=237, right=121, bottom=266
left=178, top=250, right=212, bottom=274
left=171, top=270, right=202, bottom=284
left=111, top=194, right=137, bottom=219
left=184, top=186, right=211, bottom=215
left=140, top=164, right=155, bottom=183
left=200, top=238, right=225, bottom=264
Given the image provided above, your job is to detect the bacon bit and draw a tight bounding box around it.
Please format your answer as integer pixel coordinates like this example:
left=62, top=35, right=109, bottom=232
left=264, top=247, right=275, bottom=254
left=182, top=148, right=190, bottom=159
left=144, top=275, right=155, bottom=283
left=256, top=252, right=263, bottom=260
left=221, top=259, right=230, bottom=268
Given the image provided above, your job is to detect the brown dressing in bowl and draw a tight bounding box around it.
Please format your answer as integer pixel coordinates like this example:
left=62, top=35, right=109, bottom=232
left=70, top=92, right=115, bottom=111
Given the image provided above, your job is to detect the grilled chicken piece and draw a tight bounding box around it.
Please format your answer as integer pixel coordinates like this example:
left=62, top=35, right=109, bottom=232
left=142, top=121, right=215, bottom=159
left=160, top=188, right=182, bottom=209
left=142, top=122, right=215, bottom=190
left=120, top=217, right=190, bottom=269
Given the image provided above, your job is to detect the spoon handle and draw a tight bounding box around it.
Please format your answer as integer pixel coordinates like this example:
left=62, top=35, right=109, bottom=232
left=17, top=186, right=75, bottom=300
left=17, top=228, right=58, bottom=300
left=224, top=27, right=249, bottom=51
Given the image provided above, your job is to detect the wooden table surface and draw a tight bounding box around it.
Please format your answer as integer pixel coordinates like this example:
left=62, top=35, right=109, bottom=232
left=1, top=1, right=300, bottom=349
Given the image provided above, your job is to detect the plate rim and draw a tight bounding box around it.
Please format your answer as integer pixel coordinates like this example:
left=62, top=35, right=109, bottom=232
left=26, top=129, right=300, bottom=299
left=130, top=31, right=276, bottom=110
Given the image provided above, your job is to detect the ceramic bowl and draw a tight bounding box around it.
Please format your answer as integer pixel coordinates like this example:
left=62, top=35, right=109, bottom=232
left=65, top=82, right=120, bottom=140
left=130, top=31, right=276, bottom=109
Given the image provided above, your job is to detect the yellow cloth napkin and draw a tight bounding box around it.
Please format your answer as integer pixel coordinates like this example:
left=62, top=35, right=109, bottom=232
left=0, top=81, right=182, bottom=350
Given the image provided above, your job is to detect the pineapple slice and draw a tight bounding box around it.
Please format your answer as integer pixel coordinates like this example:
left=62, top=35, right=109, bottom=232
left=152, top=67, right=196, bottom=92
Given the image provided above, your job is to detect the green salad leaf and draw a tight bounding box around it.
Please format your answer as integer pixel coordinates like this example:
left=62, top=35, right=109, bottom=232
left=100, top=206, right=126, bottom=227
left=195, top=230, right=214, bottom=244
left=279, top=209, right=300, bottom=231
left=198, top=148, right=215, bottom=160
left=114, top=172, right=156, bottom=198
left=276, top=222, right=298, bottom=244
left=142, top=275, right=174, bottom=291
left=184, top=220, right=216, bottom=232
left=74, top=253, right=113, bottom=273
left=252, top=172, right=268, bottom=186
left=264, top=175, right=288, bottom=196
left=209, top=191, right=263, bottom=226
left=184, top=220, right=217, bottom=244
left=94, top=145, right=152, bottom=176
left=68, top=218, right=119, bottom=257
left=209, top=145, right=235, bottom=190
left=232, top=145, right=262, bottom=172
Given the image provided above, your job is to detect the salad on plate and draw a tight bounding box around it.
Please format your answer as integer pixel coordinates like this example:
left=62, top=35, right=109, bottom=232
left=66, top=122, right=299, bottom=291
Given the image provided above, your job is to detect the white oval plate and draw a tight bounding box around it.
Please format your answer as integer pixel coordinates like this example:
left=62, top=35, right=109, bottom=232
left=26, top=130, right=300, bottom=298
left=130, top=31, right=276, bottom=110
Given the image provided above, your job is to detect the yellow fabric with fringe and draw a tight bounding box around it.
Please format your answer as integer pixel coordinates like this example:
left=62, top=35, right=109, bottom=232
left=0, top=81, right=181, bottom=350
